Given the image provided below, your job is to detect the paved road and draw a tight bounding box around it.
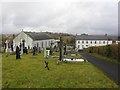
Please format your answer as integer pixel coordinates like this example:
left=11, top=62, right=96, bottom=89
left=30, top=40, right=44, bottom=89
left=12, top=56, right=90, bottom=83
left=79, top=51, right=120, bottom=85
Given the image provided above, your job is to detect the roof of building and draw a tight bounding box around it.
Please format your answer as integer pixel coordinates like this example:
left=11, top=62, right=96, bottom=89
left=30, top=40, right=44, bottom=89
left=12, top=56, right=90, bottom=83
left=76, top=35, right=109, bottom=40
left=24, top=32, right=53, bottom=41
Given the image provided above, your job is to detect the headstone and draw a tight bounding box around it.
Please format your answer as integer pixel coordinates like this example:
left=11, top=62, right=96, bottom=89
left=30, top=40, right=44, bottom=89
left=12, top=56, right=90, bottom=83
left=5, top=40, right=9, bottom=53
left=64, top=44, right=67, bottom=55
left=11, top=44, right=13, bottom=52
left=33, top=46, right=36, bottom=56
left=44, top=48, right=46, bottom=58
left=50, top=46, right=52, bottom=55
left=16, top=46, right=21, bottom=59
left=25, top=47, right=28, bottom=54
left=46, top=50, right=50, bottom=56
left=39, top=47, right=41, bottom=53
left=21, top=44, right=23, bottom=55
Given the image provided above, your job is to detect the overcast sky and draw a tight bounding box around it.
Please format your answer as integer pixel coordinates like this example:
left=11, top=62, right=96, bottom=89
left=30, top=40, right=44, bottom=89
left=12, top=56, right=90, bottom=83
left=1, top=0, right=118, bottom=35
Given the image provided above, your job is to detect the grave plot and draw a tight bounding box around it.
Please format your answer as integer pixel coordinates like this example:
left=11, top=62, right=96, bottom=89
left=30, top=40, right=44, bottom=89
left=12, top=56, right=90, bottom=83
left=2, top=37, right=118, bottom=88
left=63, top=44, right=87, bottom=62
left=43, top=37, right=87, bottom=63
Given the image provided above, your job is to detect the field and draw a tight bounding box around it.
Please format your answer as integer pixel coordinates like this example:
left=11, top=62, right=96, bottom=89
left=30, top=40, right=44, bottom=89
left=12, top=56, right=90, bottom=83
left=2, top=52, right=118, bottom=88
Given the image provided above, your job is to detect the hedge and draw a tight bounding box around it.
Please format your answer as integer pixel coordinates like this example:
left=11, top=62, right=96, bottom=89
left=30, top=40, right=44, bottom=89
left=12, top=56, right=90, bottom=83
left=84, top=44, right=119, bottom=62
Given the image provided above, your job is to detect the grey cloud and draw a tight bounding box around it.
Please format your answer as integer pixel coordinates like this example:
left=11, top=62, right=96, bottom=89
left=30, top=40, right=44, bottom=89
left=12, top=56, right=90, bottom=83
left=1, top=0, right=118, bottom=36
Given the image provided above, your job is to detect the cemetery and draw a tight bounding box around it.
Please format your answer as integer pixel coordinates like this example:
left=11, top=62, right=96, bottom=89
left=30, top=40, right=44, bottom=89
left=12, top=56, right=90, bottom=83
left=2, top=37, right=119, bottom=88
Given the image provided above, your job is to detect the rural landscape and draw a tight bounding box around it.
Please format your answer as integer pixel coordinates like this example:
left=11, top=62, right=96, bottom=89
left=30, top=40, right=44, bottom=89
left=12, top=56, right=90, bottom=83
left=1, top=32, right=120, bottom=88
left=1, top=0, right=120, bottom=89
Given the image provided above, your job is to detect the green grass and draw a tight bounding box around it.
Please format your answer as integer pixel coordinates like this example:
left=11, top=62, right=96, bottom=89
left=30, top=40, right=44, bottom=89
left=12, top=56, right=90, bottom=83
left=90, top=53, right=120, bottom=64
left=0, top=53, right=2, bottom=89
left=2, top=52, right=119, bottom=88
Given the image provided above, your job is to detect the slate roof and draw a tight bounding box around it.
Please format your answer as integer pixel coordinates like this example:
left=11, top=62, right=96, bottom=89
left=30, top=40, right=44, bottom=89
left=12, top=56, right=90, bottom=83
left=24, top=32, right=53, bottom=41
left=76, top=35, right=109, bottom=40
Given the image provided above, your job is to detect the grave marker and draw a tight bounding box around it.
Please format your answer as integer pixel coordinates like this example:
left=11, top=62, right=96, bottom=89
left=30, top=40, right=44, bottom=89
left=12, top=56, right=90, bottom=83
left=5, top=40, right=9, bottom=53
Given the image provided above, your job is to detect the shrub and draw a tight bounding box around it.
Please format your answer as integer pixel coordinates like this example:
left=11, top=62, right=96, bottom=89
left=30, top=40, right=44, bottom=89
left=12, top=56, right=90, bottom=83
left=84, top=44, right=119, bottom=62
left=104, top=45, right=111, bottom=57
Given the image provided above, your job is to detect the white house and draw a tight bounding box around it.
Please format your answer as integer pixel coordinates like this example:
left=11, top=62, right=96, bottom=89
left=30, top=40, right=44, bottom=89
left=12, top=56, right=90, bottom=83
left=75, top=34, right=113, bottom=50
left=13, top=31, right=55, bottom=51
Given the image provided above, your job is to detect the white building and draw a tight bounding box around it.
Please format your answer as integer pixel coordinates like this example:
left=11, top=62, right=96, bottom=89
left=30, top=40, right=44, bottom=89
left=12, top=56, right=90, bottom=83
left=13, top=31, right=55, bottom=51
left=76, top=35, right=113, bottom=50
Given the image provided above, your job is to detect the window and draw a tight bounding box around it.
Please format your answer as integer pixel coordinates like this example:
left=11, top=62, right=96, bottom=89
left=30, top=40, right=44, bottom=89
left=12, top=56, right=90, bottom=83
left=95, top=41, right=97, bottom=44
left=45, top=41, right=47, bottom=47
left=41, top=42, right=43, bottom=48
left=86, top=41, right=88, bottom=44
left=37, top=43, right=39, bottom=47
left=91, top=41, right=92, bottom=44
left=78, top=41, right=80, bottom=43
left=49, top=41, right=51, bottom=46
left=86, top=45, right=88, bottom=47
left=103, top=41, right=105, bottom=44
left=82, top=41, right=84, bottom=44
left=99, top=41, right=101, bottom=44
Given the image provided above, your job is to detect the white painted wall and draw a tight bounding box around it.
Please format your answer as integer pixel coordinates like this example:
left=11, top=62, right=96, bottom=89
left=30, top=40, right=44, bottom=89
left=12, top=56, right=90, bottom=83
left=116, top=40, right=120, bottom=44
left=76, top=40, right=113, bottom=50
left=13, top=31, right=58, bottom=51
left=13, top=31, right=33, bottom=51
left=33, top=39, right=55, bottom=49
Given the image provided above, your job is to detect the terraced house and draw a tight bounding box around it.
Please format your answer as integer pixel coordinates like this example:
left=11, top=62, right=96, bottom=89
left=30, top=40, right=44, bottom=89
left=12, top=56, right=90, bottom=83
left=75, top=34, right=115, bottom=50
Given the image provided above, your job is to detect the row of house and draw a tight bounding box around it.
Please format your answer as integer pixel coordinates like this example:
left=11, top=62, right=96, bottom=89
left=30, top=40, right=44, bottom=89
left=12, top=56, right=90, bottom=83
left=75, top=34, right=117, bottom=50
left=13, top=31, right=119, bottom=51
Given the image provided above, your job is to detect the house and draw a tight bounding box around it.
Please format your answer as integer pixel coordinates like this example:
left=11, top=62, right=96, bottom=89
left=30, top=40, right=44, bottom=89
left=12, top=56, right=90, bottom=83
left=75, top=34, right=113, bottom=50
left=13, top=31, right=55, bottom=51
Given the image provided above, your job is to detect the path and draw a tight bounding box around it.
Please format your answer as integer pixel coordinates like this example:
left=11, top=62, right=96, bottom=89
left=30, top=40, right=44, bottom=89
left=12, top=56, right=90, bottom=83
left=79, top=51, right=120, bottom=85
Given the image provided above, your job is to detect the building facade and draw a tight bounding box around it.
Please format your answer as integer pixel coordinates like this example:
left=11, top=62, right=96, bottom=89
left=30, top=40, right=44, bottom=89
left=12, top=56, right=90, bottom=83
left=13, top=31, right=55, bottom=51
left=76, top=35, right=113, bottom=50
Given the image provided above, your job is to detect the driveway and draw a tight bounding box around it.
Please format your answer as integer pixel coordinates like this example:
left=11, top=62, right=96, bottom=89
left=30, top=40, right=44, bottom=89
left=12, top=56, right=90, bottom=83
left=79, top=51, right=120, bottom=85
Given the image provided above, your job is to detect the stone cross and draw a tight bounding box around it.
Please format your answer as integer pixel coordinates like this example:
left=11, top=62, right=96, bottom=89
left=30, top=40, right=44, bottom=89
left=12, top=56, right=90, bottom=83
left=5, top=40, right=9, bottom=53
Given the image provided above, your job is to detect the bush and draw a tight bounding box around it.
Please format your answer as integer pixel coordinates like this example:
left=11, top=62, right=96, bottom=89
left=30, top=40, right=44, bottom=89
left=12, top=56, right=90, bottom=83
left=84, top=44, right=119, bottom=62
left=104, top=45, right=111, bottom=57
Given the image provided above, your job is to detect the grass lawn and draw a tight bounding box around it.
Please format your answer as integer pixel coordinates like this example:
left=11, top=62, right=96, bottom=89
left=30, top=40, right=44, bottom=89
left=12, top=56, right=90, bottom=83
left=2, top=52, right=119, bottom=88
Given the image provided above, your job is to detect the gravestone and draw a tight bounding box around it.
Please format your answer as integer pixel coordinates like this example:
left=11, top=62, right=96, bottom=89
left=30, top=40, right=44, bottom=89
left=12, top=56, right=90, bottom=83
left=33, top=46, right=37, bottom=56
left=25, top=47, right=28, bottom=54
left=64, top=43, right=67, bottom=55
left=5, top=40, right=9, bottom=53
left=21, top=44, right=23, bottom=55
left=44, top=48, right=46, bottom=58
left=16, top=46, right=21, bottom=59
left=50, top=46, right=52, bottom=56
left=46, top=50, right=50, bottom=56
left=11, top=44, right=13, bottom=52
